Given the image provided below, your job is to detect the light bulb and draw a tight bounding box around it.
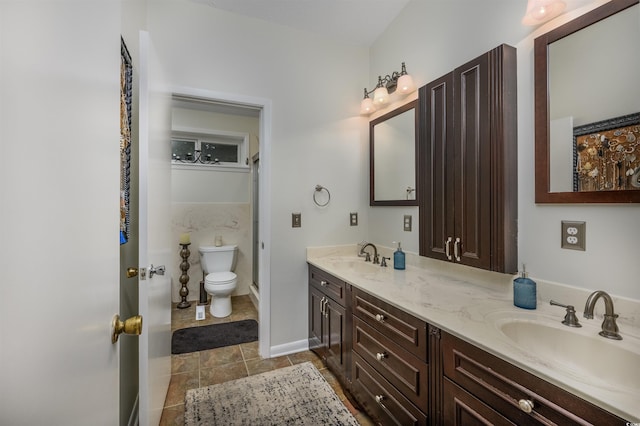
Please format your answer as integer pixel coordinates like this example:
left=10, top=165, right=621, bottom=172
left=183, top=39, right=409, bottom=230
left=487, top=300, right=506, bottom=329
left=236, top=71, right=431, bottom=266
left=373, top=86, right=389, bottom=105
left=360, top=97, right=375, bottom=115
left=397, top=74, right=415, bottom=95
left=522, top=0, right=566, bottom=25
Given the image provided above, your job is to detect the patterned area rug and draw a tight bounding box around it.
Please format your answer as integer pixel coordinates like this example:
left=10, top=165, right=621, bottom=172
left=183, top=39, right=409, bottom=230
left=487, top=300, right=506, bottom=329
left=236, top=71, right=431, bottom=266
left=184, top=362, right=359, bottom=426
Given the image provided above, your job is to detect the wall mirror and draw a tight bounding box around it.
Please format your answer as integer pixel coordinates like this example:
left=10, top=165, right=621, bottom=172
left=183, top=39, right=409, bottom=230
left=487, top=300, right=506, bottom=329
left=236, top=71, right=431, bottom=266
left=534, top=0, right=640, bottom=203
left=370, top=100, right=419, bottom=206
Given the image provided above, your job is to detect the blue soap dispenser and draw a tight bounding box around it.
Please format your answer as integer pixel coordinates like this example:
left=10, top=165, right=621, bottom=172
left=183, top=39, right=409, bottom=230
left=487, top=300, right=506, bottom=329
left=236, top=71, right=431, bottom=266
left=513, top=264, right=536, bottom=309
left=393, top=241, right=405, bottom=270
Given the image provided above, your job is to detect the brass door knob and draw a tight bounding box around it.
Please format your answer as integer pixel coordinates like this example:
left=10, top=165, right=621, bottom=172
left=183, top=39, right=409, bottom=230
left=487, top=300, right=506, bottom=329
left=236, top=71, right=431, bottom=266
left=111, top=314, right=143, bottom=344
left=126, top=267, right=138, bottom=278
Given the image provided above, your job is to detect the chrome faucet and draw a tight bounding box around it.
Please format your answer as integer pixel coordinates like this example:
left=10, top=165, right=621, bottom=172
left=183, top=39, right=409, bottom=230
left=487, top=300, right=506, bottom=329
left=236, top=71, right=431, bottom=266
left=359, top=243, right=380, bottom=264
left=583, top=291, right=622, bottom=340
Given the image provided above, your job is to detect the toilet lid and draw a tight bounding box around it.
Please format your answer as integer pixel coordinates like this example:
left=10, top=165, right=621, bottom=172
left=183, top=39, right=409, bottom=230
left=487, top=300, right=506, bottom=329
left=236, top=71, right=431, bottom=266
left=205, top=271, right=236, bottom=284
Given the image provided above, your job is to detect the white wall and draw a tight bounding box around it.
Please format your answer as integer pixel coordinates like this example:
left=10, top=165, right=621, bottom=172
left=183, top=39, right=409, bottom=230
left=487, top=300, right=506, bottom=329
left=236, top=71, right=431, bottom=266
left=369, top=0, right=640, bottom=301
left=149, top=1, right=369, bottom=347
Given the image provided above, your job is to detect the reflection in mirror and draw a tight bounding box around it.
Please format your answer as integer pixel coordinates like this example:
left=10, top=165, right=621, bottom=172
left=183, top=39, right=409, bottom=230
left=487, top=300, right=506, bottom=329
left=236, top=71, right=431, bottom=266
left=370, top=100, right=418, bottom=206
left=548, top=3, right=640, bottom=193
left=535, top=0, right=640, bottom=203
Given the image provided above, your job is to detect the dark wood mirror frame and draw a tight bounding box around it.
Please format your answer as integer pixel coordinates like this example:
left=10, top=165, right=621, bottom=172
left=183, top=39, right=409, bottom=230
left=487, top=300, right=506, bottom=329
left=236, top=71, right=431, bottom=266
left=534, top=0, right=640, bottom=203
left=370, top=99, right=420, bottom=206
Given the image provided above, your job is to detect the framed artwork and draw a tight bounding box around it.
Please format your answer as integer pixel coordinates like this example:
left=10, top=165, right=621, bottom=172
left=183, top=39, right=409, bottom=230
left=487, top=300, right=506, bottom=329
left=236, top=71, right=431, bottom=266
left=120, top=38, right=133, bottom=244
left=573, top=112, right=640, bottom=192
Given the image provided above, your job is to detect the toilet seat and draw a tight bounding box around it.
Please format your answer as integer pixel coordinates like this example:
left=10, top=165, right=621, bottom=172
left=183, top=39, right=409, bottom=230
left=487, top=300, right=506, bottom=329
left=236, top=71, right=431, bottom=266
left=205, top=271, right=237, bottom=286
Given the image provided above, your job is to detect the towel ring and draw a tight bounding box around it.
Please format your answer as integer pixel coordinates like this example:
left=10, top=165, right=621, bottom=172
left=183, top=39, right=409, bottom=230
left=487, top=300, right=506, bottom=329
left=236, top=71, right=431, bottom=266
left=313, top=185, right=331, bottom=207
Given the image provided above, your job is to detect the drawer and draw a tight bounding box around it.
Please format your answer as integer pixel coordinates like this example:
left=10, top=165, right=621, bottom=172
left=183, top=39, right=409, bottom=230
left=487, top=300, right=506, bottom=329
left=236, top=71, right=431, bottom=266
left=308, top=265, right=347, bottom=305
left=353, top=316, right=428, bottom=410
left=442, top=332, right=626, bottom=425
left=352, top=287, right=428, bottom=361
left=443, top=378, right=515, bottom=426
left=351, top=352, right=427, bottom=426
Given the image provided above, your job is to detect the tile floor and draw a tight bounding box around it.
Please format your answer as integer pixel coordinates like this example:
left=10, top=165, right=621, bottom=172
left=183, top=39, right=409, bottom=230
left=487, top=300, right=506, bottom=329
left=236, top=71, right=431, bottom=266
left=159, top=295, right=374, bottom=425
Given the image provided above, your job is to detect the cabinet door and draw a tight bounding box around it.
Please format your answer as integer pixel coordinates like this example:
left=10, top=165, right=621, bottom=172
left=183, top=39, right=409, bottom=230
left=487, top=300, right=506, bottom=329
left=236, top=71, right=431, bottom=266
left=419, top=72, right=454, bottom=263
left=453, top=52, right=491, bottom=270
left=308, top=285, right=325, bottom=356
left=324, top=297, right=347, bottom=375
left=419, top=44, right=517, bottom=273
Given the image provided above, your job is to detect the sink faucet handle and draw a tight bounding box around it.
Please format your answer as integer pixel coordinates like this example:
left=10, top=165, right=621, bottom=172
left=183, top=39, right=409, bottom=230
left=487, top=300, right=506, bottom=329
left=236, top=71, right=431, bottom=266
left=380, top=257, right=390, bottom=267
left=364, top=252, right=371, bottom=262
left=550, top=300, right=582, bottom=328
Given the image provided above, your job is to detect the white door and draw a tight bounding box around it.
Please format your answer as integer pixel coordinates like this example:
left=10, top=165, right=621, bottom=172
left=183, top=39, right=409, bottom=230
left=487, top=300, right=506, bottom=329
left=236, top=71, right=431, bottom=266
left=0, top=1, right=121, bottom=424
left=137, top=31, right=173, bottom=426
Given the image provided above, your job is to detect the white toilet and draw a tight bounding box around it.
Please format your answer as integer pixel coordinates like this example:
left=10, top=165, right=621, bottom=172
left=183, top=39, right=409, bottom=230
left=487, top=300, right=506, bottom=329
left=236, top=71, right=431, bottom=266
left=198, top=244, right=238, bottom=318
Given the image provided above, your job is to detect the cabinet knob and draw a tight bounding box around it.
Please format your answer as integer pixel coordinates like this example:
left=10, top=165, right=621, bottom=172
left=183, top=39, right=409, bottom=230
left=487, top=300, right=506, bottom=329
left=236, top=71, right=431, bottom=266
left=375, top=314, right=385, bottom=322
left=518, top=399, right=534, bottom=414
left=376, top=352, right=387, bottom=361
left=375, top=395, right=385, bottom=404
left=320, top=280, right=328, bottom=287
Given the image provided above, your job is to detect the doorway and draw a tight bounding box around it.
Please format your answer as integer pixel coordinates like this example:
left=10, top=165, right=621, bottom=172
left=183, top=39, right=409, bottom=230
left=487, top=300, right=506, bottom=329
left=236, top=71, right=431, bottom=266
left=169, top=88, right=272, bottom=359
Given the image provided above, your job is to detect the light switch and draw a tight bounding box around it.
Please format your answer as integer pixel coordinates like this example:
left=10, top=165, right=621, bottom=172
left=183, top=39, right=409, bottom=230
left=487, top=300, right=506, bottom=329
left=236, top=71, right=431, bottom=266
left=350, top=212, right=358, bottom=226
left=561, top=221, right=585, bottom=250
left=292, top=213, right=301, bottom=228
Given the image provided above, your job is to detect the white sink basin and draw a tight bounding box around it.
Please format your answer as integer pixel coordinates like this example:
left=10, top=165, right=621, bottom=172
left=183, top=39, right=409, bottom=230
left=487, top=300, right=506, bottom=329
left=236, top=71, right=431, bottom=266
left=496, top=316, right=640, bottom=392
left=323, top=257, right=384, bottom=274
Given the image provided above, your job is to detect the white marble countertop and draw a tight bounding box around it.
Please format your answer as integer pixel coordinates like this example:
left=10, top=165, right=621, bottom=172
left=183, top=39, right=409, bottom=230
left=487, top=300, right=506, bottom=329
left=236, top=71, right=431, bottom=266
left=307, top=245, right=640, bottom=422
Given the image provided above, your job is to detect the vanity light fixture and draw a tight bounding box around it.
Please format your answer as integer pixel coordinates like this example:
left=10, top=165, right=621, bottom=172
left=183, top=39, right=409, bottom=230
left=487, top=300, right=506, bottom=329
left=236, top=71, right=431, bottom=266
left=360, top=62, right=415, bottom=115
left=522, top=0, right=566, bottom=26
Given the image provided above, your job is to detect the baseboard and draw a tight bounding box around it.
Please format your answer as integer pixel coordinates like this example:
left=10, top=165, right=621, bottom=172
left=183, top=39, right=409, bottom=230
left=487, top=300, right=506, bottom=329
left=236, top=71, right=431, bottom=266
left=127, top=394, right=139, bottom=426
left=269, top=339, right=309, bottom=358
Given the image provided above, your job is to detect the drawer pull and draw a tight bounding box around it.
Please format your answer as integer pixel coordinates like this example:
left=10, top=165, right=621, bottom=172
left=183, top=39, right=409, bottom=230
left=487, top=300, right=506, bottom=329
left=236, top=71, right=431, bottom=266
left=375, top=352, right=387, bottom=361
left=375, top=314, right=385, bottom=322
left=518, top=399, right=534, bottom=414
left=320, top=280, right=328, bottom=287
left=375, top=395, right=385, bottom=404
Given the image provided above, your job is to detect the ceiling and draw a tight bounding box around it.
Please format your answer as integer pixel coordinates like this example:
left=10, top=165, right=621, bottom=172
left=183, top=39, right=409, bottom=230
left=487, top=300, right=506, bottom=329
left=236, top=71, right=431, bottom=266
left=191, top=0, right=412, bottom=46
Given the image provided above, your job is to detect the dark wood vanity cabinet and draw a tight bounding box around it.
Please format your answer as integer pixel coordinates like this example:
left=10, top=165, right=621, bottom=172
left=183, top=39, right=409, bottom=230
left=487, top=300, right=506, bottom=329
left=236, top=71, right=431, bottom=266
left=308, top=265, right=351, bottom=387
left=419, top=44, right=518, bottom=274
left=441, top=332, right=626, bottom=426
left=308, top=265, right=627, bottom=425
left=350, top=288, right=429, bottom=425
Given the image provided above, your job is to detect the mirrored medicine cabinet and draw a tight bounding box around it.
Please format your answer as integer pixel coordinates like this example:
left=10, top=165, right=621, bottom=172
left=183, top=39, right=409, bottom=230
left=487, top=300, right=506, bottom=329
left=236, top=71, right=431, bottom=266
left=370, top=100, right=419, bottom=206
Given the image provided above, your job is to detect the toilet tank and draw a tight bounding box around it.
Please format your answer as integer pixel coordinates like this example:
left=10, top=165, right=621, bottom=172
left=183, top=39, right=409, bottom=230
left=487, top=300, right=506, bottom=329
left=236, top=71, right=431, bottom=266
left=198, top=245, right=238, bottom=274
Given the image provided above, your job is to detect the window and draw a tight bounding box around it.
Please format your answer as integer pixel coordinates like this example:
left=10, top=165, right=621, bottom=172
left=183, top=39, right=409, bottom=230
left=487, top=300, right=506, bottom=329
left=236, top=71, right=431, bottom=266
left=171, top=128, right=249, bottom=170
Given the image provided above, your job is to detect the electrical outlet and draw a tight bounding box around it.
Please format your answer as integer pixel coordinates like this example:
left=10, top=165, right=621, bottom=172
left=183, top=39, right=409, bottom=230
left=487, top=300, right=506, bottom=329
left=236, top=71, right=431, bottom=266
left=403, top=215, right=412, bottom=232
left=561, top=221, right=586, bottom=251
left=350, top=212, right=358, bottom=226
left=292, top=213, right=301, bottom=228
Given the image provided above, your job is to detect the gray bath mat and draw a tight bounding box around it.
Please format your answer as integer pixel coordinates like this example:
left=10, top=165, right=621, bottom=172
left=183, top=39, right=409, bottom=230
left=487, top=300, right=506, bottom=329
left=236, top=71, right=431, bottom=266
left=184, top=362, right=359, bottom=425
left=171, top=319, right=258, bottom=354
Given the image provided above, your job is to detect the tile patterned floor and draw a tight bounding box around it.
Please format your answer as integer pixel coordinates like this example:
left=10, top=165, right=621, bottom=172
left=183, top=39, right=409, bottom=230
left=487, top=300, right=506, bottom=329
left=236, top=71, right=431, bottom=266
left=159, top=295, right=374, bottom=425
